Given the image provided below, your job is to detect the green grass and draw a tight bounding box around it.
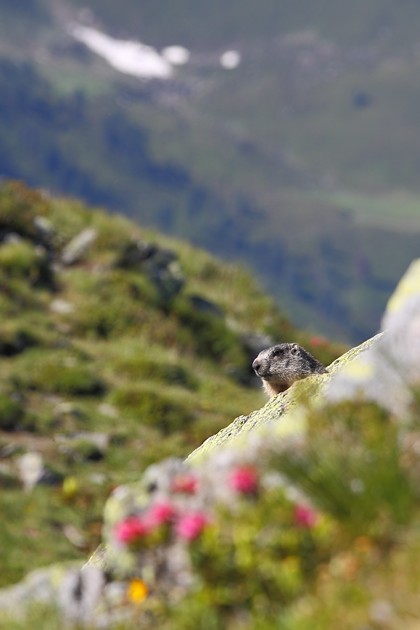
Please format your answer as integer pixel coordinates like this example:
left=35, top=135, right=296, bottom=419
left=0, top=181, right=343, bottom=587
left=327, top=190, right=420, bottom=230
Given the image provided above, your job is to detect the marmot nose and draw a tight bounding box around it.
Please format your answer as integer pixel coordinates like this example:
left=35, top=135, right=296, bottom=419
left=252, top=358, right=261, bottom=373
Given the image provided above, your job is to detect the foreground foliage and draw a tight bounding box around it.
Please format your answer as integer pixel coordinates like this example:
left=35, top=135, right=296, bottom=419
left=93, top=395, right=420, bottom=629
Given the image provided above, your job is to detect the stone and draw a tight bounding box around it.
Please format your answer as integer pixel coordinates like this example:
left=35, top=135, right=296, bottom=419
left=33, top=216, right=55, bottom=248
left=50, top=299, right=75, bottom=315
left=326, top=258, right=420, bottom=416
left=114, top=240, right=157, bottom=268
left=115, top=239, right=185, bottom=302
left=186, top=335, right=376, bottom=463
left=188, top=294, right=224, bottom=318
left=61, top=228, right=97, bottom=265
left=16, top=452, right=44, bottom=491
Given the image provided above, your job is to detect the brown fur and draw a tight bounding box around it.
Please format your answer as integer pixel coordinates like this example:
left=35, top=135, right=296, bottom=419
left=252, top=342, right=327, bottom=398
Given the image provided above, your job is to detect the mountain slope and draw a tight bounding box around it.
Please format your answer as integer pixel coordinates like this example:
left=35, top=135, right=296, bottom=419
left=0, top=181, right=344, bottom=586
left=0, top=2, right=420, bottom=342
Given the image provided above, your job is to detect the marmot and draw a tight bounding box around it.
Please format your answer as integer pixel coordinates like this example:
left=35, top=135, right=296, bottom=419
left=252, top=342, right=327, bottom=397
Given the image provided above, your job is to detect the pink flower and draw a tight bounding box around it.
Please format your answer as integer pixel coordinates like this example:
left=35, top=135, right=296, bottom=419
left=294, top=503, right=318, bottom=529
left=144, top=501, right=177, bottom=529
left=229, top=465, right=259, bottom=495
left=175, top=511, right=209, bottom=541
left=115, top=516, right=150, bottom=544
left=171, top=474, right=198, bottom=495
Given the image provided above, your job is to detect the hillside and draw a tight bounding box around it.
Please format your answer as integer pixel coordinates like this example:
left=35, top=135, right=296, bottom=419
left=1, top=238, right=420, bottom=629
left=0, top=180, right=344, bottom=587
left=1, top=2, right=420, bottom=342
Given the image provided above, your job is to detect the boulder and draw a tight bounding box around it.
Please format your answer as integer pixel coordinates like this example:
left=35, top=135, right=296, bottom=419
left=61, top=228, right=97, bottom=265
left=115, top=239, right=185, bottom=302
left=188, top=258, right=420, bottom=461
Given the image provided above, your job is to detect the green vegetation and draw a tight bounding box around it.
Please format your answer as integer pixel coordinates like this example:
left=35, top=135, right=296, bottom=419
left=0, top=181, right=342, bottom=587
left=21, top=391, right=416, bottom=630
left=1, top=2, right=420, bottom=341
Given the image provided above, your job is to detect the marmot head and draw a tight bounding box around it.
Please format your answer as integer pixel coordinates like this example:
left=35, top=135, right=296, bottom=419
left=252, top=342, right=326, bottom=396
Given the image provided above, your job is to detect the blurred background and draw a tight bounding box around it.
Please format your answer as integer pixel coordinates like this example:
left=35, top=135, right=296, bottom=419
left=2, top=0, right=420, bottom=343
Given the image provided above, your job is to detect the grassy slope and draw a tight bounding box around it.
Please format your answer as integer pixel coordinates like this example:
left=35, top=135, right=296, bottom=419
left=0, top=181, right=344, bottom=586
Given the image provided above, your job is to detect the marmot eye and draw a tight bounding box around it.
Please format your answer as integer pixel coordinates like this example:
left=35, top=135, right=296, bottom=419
left=272, top=348, right=283, bottom=357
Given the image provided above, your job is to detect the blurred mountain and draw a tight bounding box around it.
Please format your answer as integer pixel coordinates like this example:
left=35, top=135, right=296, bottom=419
left=1, top=0, right=420, bottom=342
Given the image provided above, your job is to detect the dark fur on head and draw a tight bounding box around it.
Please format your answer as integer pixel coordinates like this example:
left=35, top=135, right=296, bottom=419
left=252, top=342, right=327, bottom=397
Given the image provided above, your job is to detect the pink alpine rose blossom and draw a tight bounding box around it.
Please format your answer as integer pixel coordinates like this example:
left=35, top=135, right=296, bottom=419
left=175, top=511, right=209, bottom=541
left=171, top=474, right=198, bottom=495
left=229, top=465, right=259, bottom=495
left=144, top=501, right=177, bottom=528
left=115, top=516, right=150, bottom=544
left=294, top=503, right=318, bottom=529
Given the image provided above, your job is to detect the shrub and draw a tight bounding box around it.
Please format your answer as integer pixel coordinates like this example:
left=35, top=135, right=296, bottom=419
left=0, top=240, right=52, bottom=287
left=0, top=322, right=39, bottom=356
left=0, top=181, right=49, bottom=241
left=173, top=296, right=248, bottom=371
left=278, top=401, right=416, bottom=539
left=112, top=354, right=197, bottom=390
left=70, top=271, right=161, bottom=339
left=110, top=385, right=194, bottom=434
left=104, top=453, right=335, bottom=629
left=13, top=351, right=105, bottom=397
left=99, top=388, right=420, bottom=629
left=0, top=393, right=24, bottom=431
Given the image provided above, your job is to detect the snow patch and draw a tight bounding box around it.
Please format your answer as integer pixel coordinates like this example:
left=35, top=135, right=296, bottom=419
left=220, top=50, right=241, bottom=70
left=161, top=46, right=190, bottom=65
left=71, top=25, right=173, bottom=79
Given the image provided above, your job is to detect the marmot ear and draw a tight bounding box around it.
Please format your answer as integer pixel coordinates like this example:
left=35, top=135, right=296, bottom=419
left=290, top=343, right=299, bottom=356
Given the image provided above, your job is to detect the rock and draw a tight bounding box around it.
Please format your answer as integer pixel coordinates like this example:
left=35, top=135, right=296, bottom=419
left=188, top=258, right=420, bottom=462
left=62, top=524, right=88, bottom=549
left=142, top=247, right=184, bottom=302
left=188, top=295, right=224, bottom=318
left=50, top=299, right=75, bottom=315
left=61, top=228, right=97, bottom=265
left=114, top=240, right=158, bottom=268
left=186, top=331, right=379, bottom=464
left=59, top=565, right=105, bottom=625
left=57, top=432, right=110, bottom=462
left=0, top=563, right=105, bottom=625
left=149, top=258, right=185, bottom=302
left=326, top=258, right=420, bottom=416
left=0, top=324, right=38, bottom=357
left=16, top=452, right=44, bottom=491
left=3, top=232, right=23, bottom=245
left=115, top=240, right=185, bottom=302
left=98, top=403, right=119, bottom=419
left=53, top=402, right=87, bottom=431
left=0, top=442, right=22, bottom=458
left=33, top=216, right=55, bottom=249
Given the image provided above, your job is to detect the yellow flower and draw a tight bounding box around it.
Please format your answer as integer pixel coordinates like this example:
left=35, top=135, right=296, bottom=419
left=128, top=578, right=148, bottom=604
left=62, top=476, right=79, bottom=500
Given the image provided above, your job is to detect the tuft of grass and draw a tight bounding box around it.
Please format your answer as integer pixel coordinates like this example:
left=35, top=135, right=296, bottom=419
left=0, top=393, right=24, bottom=431
left=279, top=401, right=416, bottom=540
left=0, top=240, right=52, bottom=287
left=109, top=384, right=195, bottom=434
left=12, top=350, right=106, bottom=397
